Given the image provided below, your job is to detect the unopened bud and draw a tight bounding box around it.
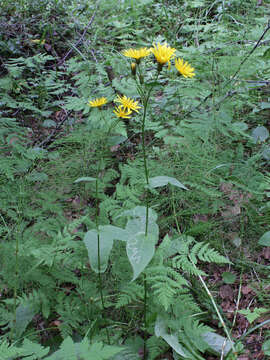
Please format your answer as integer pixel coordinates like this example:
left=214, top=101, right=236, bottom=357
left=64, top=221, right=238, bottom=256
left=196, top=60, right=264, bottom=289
left=131, top=62, right=137, bottom=76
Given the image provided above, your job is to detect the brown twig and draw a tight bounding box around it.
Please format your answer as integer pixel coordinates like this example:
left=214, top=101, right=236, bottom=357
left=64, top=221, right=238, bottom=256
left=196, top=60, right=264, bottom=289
left=184, top=19, right=270, bottom=118
left=57, top=4, right=99, bottom=66
left=35, top=110, right=71, bottom=148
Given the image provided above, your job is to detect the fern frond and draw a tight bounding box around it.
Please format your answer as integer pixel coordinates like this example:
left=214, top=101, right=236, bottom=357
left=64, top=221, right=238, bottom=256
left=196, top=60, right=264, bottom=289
left=115, top=283, right=144, bottom=309
left=146, top=335, right=168, bottom=360
left=197, top=242, right=230, bottom=263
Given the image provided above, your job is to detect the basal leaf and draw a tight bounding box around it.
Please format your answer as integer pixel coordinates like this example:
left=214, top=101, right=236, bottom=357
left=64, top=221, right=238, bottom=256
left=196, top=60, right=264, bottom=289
left=120, top=206, right=158, bottom=223
left=126, top=232, right=156, bottom=281
left=202, top=332, right=233, bottom=356
left=258, top=231, right=270, bottom=246
left=74, top=177, right=96, bottom=183
left=149, top=176, right=188, bottom=190
left=83, top=225, right=127, bottom=273
left=251, top=126, right=269, bottom=143
left=155, top=317, right=187, bottom=357
left=14, top=304, right=36, bottom=337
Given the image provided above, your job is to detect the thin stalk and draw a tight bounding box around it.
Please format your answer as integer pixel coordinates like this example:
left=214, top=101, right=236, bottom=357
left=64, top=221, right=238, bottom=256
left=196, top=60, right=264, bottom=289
left=92, top=111, right=122, bottom=345
left=95, top=154, right=110, bottom=345
left=140, top=73, right=159, bottom=360
left=12, top=186, right=24, bottom=340
left=171, top=187, right=181, bottom=234
left=190, top=257, right=236, bottom=356
left=12, top=234, right=19, bottom=340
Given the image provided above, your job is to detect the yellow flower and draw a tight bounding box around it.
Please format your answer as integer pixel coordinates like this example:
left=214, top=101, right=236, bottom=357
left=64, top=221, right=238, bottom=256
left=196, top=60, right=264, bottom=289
left=115, top=95, right=141, bottom=113
left=88, top=97, right=107, bottom=108
left=122, top=47, right=151, bottom=63
left=113, top=105, right=132, bottom=119
left=151, top=43, right=176, bottom=69
left=175, top=58, right=195, bottom=78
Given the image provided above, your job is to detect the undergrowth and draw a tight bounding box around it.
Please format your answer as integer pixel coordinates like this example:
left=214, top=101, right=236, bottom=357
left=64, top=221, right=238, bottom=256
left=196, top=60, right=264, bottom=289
left=0, top=0, right=269, bottom=359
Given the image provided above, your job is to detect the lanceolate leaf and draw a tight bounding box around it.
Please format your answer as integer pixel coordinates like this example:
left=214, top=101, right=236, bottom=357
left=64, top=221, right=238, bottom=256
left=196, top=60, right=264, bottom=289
left=202, top=332, right=233, bottom=356
left=155, top=317, right=187, bottom=357
left=258, top=231, right=270, bottom=246
left=122, top=206, right=159, bottom=280
left=120, top=206, right=158, bottom=223
left=251, top=126, right=269, bottom=143
left=74, top=177, right=96, bottom=183
left=83, top=225, right=127, bottom=273
left=126, top=232, right=156, bottom=281
left=149, top=176, right=188, bottom=190
left=14, top=304, right=36, bottom=337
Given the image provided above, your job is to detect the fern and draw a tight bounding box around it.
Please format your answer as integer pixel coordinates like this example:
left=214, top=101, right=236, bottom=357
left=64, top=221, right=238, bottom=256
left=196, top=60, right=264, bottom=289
left=0, top=338, right=122, bottom=360
left=171, top=235, right=230, bottom=272
left=146, top=265, right=188, bottom=311
left=0, top=339, right=49, bottom=360
left=115, top=283, right=144, bottom=309
left=146, top=335, right=168, bottom=360
left=45, top=337, right=122, bottom=360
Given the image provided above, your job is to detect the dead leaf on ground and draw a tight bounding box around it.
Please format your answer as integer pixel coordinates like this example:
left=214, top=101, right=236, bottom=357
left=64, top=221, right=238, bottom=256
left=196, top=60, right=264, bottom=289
left=219, top=284, right=234, bottom=300
left=242, top=286, right=253, bottom=295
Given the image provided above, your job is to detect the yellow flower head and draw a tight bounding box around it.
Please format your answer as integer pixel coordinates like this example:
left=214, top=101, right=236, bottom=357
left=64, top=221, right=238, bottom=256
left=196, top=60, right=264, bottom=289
left=122, top=47, right=151, bottom=63
left=151, top=43, right=176, bottom=69
left=88, top=97, right=107, bottom=108
left=115, top=95, right=141, bottom=113
left=113, top=105, right=132, bottom=119
left=175, top=58, right=195, bottom=78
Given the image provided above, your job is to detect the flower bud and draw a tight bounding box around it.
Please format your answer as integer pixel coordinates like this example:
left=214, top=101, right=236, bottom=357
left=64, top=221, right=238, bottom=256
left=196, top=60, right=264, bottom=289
left=131, top=62, right=137, bottom=76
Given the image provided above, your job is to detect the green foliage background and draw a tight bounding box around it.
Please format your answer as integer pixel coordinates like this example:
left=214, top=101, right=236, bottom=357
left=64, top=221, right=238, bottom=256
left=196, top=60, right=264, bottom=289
left=0, top=0, right=269, bottom=359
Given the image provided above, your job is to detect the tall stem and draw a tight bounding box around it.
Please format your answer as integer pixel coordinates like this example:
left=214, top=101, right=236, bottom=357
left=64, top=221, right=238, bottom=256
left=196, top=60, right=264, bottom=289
left=140, top=75, right=158, bottom=359
left=95, top=150, right=110, bottom=345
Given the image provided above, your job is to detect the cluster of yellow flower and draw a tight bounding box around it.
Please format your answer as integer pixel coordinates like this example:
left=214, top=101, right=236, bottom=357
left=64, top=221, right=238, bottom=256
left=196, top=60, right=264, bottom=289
left=88, top=43, right=195, bottom=118
left=88, top=94, right=140, bottom=119
left=123, top=43, right=195, bottom=78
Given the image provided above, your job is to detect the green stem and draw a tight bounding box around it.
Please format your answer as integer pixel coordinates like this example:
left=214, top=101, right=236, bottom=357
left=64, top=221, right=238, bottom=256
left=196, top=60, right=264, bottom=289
left=190, top=257, right=236, bottom=355
left=93, top=112, right=123, bottom=344
left=12, top=185, right=24, bottom=340
left=140, top=73, right=159, bottom=360
left=171, top=186, right=181, bottom=234
left=12, top=235, right=19, bottom=340
left=95, top=148, right=110, bottom=345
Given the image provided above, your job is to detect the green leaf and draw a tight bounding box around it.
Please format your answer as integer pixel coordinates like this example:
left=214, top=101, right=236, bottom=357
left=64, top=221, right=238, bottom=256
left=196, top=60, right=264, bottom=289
left=44, top=337, right=122, bottom=360
left=258, top=231, right=270, bottom=246
left=89, top=342, right=122, bottom=359
left=222, top=272, right=236, bottom=284
left=149, top=176, right=188, bottom=190
left=238, top=308, right=268, bottom=323
left=202, top=332, right=233, bottom=356
left=83, top=225, right=127, bottom=273
left=26, top=171, right=48, bottom=182
left=262, top=339, right=270, bottom=356
left=262, top=146, right=270, bottom=160
left=107, top=135, right=127, bottom=147
left=19, top=339, right=50, bottom=360
left=121, top=206, right=159, bottom=280
left=263, top=47, right=270, bottom=59
left=120, top=206, right=158, bottom=223
left=14, top=304, right=36, bottom=337
left=126, top=232, right=156, bottom=281
left=45, top=336, right=77, bottom=360
left=43, top=120, right=56, bottom=128
left=74, top=177, right=96, bottom=183
left=155, top=317, right=187, bottom=357
left=251, top=126, right=269, bottom=143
